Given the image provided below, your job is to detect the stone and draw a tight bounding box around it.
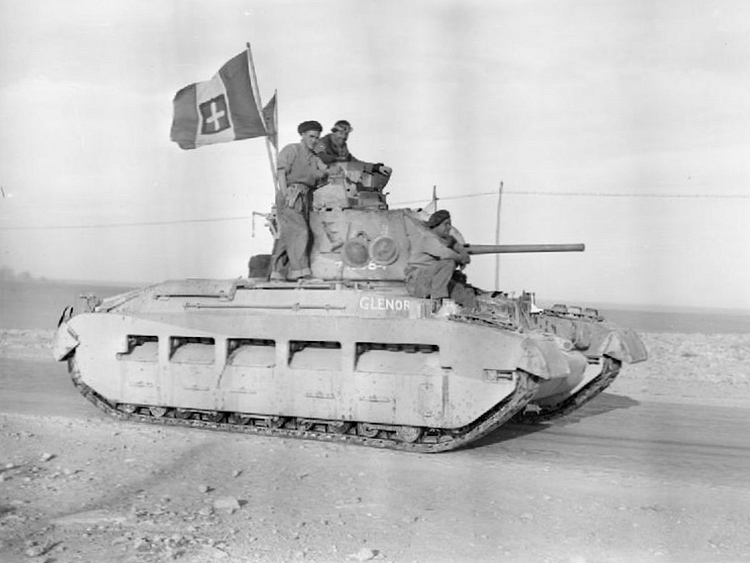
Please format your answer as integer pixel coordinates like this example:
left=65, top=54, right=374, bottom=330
left=213, top=497, right=241, bottom=514
left=51, top=509, right=128, bottom=526
left=24, top=544, right=47, bottom=557
left=134, top=538, right=151, bottom=552
left=350, top=547, right=377, bottom=561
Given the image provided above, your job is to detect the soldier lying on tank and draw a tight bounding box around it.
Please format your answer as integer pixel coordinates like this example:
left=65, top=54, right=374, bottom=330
left=270, top=120, right=330, bottom=281
left=315, top=120, right=392, bottom=183
left=405, top=210, right=478, bottom=309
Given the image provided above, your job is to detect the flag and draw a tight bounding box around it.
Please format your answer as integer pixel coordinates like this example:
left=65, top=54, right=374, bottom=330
left=170, top=50, right=270, bottom=150
left=262, top=92, right=278, bottom=149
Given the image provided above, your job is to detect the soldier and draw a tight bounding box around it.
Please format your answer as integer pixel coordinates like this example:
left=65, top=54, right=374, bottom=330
left=405, top=210, right=477, bottom=308
left=271, top=120, right=328, bottom=281
left=316, top=119, right=392, bottom=177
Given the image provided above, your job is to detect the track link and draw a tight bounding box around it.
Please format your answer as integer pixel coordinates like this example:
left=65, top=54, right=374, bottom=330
left=67, top=357, right=539, bottom=453
left=512, top=356, right=622, bottom=424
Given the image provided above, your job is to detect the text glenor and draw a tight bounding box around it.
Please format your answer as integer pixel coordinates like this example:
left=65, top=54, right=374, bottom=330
left=358, top=296, right=411, bottom=312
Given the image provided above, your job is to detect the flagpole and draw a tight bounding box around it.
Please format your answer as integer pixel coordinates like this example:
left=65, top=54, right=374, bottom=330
left=271, top=89, right=279, bottom=164
left=245, top=42, right=278, bottom=191
left=265, top=89, right=279, bottom=189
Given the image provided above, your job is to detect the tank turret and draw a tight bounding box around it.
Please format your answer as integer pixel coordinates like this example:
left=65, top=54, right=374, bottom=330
left=259, top=167, right=586, bottom=283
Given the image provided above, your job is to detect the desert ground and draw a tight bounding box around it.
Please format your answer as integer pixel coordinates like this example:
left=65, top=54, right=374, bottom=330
left=1, top=328, right=750, bottom=563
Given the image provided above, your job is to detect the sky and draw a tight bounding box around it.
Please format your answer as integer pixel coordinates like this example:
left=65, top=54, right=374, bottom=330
left=0, top=0, right=749, bottom=311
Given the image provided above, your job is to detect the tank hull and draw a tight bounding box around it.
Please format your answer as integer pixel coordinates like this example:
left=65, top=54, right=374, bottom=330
left=53, top=278, right=645, bottom=451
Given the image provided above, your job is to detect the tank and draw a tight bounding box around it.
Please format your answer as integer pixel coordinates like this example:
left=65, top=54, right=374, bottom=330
left=52, top=167, right=647, bottom=452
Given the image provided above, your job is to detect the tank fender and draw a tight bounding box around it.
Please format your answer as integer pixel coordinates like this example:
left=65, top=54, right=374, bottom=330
left=517, top=337, right=574, bottom=380
left=52, top=320, right=79, bottom=362
left=600, top=329, right=648, bottom=364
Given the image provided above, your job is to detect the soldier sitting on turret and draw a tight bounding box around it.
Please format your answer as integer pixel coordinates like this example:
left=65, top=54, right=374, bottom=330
left=315, top=120, right=392, bottom=189
left=405, top=210, right=477, bottom=309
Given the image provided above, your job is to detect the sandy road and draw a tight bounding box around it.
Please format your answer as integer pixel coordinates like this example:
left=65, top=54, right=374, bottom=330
left=2, top=358, right=749, bottom=490
left=2, top=358, right=750, bottom=563
left=481, top=400, right=750, bottom=490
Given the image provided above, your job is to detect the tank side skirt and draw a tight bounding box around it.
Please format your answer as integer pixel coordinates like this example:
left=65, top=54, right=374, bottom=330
left=66, top=355, right=539, bottom=454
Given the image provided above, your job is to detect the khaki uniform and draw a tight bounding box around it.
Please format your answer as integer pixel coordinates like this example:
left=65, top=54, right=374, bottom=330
left=272, top=142, right=326, bottom=280
left=405, top=229, right=476, bottom=308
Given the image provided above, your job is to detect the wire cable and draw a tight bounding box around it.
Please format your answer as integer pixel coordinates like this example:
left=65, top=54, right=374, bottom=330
left=1, top=189, right=747, bottom=231
left=0, top=215, right=254, bottom=231
left=392, top=190, right=750, bottom=206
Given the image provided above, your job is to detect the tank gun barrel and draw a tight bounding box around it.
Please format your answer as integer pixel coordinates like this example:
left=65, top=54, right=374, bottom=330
left=463, top=243, right=585, bottom=255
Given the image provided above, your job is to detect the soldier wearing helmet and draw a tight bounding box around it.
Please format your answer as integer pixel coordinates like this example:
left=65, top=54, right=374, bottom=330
left=316, top=120, right=392, bottom=177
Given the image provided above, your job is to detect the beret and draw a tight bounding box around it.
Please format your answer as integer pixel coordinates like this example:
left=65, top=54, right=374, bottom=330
left=426, top=210, right=451, bottom=229
left=297, top=120, right=323, bottom=135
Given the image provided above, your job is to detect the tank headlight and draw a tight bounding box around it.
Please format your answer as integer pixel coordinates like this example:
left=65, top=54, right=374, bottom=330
left=342, top=239, right=370, bottom=267
left=370, top=236, right=399, bottom=265
left=551, top=335, right=574, bottom=352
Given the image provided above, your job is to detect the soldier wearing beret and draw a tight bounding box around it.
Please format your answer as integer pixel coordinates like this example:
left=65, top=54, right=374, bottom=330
left=405, top=210, right=477, bottom=308
left=271, top=120, right=329, bottom=281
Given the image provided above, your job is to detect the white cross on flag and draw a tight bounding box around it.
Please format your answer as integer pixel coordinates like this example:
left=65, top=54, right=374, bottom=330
left=170, top=50, right=276, bottom=150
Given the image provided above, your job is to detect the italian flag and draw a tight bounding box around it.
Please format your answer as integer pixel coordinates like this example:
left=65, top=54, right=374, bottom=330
left=170, top=50, right=276, bottom=150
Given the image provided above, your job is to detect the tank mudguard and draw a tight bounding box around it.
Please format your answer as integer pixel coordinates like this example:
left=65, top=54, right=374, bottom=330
left=598, top=328, right=648, bottom=364
left=52, top=321, right=80, bottom=361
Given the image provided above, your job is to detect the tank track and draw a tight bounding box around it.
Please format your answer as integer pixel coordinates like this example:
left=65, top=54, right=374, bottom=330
left=512, top=356, right=622, bottom=424
left=66, top=357, right=539, bottom=453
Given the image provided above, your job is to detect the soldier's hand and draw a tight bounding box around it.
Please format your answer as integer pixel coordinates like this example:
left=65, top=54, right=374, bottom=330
left=459, top=248, right=471, bottom=265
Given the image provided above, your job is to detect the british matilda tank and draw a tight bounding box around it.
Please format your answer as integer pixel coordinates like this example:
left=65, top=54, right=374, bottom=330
left=52, top=166, right=647, bottom=452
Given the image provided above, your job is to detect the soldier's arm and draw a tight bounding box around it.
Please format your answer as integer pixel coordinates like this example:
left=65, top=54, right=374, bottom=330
left=448, top=236, right=471, bottom=265
left=424, top=236, right=464, bottom=263
left=276, top=145, right=295, bottom=192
